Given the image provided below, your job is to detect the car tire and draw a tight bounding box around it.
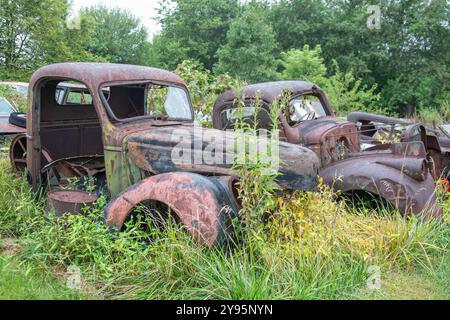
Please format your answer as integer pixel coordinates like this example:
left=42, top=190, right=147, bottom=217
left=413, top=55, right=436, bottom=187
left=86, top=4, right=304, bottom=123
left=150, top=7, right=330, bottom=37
left=9, top=112, right=27, bottom=128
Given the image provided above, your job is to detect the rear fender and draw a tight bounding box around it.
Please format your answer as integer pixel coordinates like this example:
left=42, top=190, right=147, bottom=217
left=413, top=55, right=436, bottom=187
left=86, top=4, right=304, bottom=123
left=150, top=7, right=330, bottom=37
left=320, top=158, right=442, bottom=218
left=105, top=172, right=240, bottom=247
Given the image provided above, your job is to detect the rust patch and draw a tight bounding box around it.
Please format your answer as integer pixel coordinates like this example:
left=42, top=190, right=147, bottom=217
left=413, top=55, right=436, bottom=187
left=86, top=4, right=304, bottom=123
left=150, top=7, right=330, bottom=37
left=105, top=172, right=236, bottom=247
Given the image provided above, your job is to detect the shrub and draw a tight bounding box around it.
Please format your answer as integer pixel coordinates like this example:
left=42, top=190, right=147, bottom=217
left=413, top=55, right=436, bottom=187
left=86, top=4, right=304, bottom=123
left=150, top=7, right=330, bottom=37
left=175, top=60, right=243, bottom=126
left=278, top=46, right=382, bottom=115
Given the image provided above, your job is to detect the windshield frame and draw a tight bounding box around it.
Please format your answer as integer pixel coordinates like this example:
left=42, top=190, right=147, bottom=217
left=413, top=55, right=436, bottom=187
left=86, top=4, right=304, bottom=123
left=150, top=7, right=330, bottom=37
left=440, top=124, right=450, bottom=139
left=99, top=80, right=195, bottom=124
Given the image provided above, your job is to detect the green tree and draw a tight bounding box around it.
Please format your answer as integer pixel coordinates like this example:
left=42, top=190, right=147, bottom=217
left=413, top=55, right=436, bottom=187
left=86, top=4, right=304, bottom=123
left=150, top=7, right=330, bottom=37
left=270, top=0, right=450, bottom=115
left=156, top=0, right=240, bottom=69
left=324, top=61, right=381, bottom=114
left=0, top=0, right=101, bottom=80
left=215, top=7, right=278, bottom=83
left=269, top=0, right=329, bottom=52
left=80, top=5, right=151, bottom=65
left=269, top=0, right=383, bottom=78
left=278, top=45, right=327, bottom=83
left=376, top=0, right=450, bottom=115
left=147, top=35, right=190, bottom=70
left=176, top=60, right=243, bottom=123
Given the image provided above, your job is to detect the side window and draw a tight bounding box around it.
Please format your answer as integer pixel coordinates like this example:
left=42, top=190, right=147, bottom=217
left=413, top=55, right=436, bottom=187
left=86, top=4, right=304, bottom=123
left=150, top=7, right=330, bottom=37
left=55, top=88, right=65, bottom=105
left=102, top=82, right=192, bottom=121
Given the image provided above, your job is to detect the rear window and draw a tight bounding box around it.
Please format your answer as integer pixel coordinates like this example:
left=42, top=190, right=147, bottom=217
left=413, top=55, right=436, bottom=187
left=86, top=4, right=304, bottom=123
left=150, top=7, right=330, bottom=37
left=54, top=82, right=108, bottom=106
left=219, top=104, right=272, bottom=130
left=66, top=90, right=93, bottom=105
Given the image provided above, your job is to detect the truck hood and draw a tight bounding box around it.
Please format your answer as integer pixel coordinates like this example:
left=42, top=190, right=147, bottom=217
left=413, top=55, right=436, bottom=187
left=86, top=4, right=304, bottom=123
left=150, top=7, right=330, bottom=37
left=296, top=117, right=357, bottom=146
left=124, top=126, right=320, bottom=191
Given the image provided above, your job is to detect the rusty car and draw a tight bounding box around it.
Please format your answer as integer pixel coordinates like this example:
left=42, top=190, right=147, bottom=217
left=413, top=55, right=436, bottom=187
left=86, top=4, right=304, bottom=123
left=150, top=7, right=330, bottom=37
left=10, top=63, right=320, bottom=246
left=212, top=81, right=443, bottom=218
left=347, top=111, right=450, bottom=180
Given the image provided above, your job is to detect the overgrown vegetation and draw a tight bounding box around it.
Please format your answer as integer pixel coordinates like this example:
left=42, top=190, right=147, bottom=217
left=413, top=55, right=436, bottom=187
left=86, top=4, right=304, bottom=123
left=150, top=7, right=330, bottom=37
left=1, top=152, right=447, bottom=299
left=0, top=0, right=449, bottom=300
left=1, top=78, right=448, bottom=299
left=175, top=61, right=244, bottom=125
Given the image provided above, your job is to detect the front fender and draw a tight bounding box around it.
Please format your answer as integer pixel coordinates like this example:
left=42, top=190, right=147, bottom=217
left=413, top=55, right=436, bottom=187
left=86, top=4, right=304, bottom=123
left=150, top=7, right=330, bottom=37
left=105, top=172, right=239, bottom=247
left=320, top=157, right=442, bottom=218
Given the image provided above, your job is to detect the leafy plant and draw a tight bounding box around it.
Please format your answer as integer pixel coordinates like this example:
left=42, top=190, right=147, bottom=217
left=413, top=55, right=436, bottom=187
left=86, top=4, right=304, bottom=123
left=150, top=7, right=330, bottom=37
left=175, top=60, right=244, bottom=125
left=215, top=5, right=278, bottom=83
left=0, top=84, right=27, bottom=112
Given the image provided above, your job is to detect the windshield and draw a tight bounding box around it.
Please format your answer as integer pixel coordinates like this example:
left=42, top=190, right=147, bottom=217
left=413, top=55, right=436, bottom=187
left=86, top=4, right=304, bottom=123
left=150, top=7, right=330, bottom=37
left=102, top=82, right=193, bottom=121
left=289, top=95, right=327, bottom=123
left=148, top=86, right=192, bottom=120
left=440, top=124, right=450, bottom=139
left=15, top=85, right=28, bottom=97
left=0, top=98, right=15, bottom=116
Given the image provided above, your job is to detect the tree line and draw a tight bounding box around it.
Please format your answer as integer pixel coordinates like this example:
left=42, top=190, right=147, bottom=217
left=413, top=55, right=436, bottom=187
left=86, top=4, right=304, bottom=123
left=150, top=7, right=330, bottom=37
left=0, top=0, right=448, bottom=116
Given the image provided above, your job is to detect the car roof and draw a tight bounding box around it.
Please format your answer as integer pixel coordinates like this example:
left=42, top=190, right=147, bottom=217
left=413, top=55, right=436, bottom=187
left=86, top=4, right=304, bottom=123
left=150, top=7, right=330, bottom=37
left=215, top=81, right=322, bottom=106
left=30, top=63, right=186, bottom=89
left=0, top=82, right=28, bottom=87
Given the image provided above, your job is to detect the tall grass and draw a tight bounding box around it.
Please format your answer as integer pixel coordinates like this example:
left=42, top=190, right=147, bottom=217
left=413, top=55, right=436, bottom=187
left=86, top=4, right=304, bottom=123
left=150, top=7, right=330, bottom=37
left=416, top=100, right=450, bottom=127
left=0, top=146, right=448, bottom=299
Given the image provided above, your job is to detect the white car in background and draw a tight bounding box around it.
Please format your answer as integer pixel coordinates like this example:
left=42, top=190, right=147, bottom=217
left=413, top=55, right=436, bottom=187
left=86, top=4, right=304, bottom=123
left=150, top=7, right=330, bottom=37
left=0, top=97, right=25, bottom=137
left=0, top=82, right=29, bottom=99
left=0, top=97, right=17, bottom=115
left=0, top=81, right=28, bottom=137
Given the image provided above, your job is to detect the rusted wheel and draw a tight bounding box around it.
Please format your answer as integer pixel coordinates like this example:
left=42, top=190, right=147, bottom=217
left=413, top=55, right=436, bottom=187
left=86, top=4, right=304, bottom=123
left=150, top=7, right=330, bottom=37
left=9, top=133, right=27, bottom=173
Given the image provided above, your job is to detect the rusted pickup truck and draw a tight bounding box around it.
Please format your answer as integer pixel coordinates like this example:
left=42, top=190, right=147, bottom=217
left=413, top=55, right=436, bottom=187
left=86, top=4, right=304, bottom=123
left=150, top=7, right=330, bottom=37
left=13, top=63, right=320, bottom=246
left=213, top=81, right=442, bottom=218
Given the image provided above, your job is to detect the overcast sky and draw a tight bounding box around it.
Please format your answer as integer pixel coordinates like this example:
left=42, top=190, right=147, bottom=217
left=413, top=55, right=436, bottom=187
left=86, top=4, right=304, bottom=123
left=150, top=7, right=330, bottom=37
left=71, top=0, right=162, bottom=38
